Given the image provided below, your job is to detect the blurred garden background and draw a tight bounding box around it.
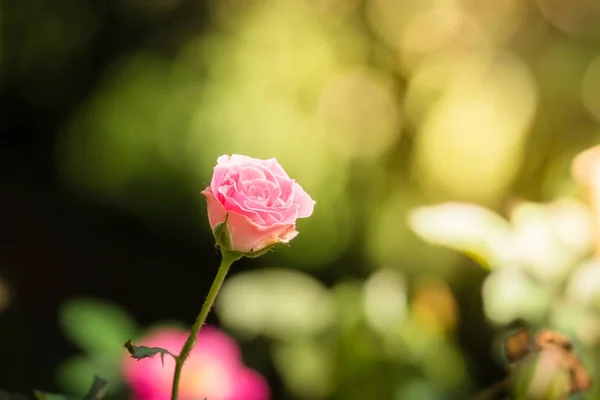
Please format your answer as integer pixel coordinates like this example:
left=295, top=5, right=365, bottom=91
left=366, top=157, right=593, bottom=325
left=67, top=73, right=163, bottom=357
left=4, top=0, right=600, bottom=398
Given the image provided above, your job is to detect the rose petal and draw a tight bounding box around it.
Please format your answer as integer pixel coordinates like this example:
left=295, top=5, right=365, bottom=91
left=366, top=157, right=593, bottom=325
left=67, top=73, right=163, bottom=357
left=279, top=202, right=300, bottom=223
left=212, top=155, right=262, bottom=195
left=263, top=157, right=290, bottom=179
left=227, top=366, right=271, bottom=400
left=239, top=166, right=267, bottom=183
left=218, top=185, right=266, bottom=225
left=243, top=179, right=279, bottom=203
left=189, top=325, right=242, bottom=363
left=211, top=156, right=236, bottom=193
left=203, top=189, right=298, bottom=252
left=292, top=182, right=316, bottom=218
left=276, top=178, right=295, bottom=204
left=226, top=211, right=299, bottom=253
left=244, top=199, right=285, bottom=223
left=203, top=188, right=229, bottom=230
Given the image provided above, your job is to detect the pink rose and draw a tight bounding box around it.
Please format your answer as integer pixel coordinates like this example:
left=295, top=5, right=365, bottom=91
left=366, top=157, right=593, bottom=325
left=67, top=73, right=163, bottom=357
left=202, top=155, right=315, bottom=254
left=123, top=325, right=270, bottom=400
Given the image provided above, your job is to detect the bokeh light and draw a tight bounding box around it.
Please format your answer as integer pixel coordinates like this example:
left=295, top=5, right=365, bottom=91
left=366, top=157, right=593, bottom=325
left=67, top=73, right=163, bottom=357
left=412, top=51, right=537, bottom=204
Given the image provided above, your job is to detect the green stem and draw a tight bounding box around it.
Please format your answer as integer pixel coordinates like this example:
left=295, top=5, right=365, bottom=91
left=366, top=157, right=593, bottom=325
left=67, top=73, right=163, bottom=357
left=171, top=250, right=241, bottom=400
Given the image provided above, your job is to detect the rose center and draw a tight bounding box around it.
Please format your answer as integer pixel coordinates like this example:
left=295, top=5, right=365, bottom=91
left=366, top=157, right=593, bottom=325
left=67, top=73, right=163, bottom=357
left=240, top=177, right=280, bottom=208
left=248, top=184, right=267, bottom=200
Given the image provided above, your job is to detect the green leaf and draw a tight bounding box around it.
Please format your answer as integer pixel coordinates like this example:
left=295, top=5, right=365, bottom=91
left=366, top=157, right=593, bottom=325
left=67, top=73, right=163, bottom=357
left=82, top=377, right=108, bottom=400
left=213, top=213, right=232, bottom=251
left=510, top=199, right=592, bottom=283
left=34, top=392, right=79, bottom=400
left=407, top=202, right=515, bottom=268
left=35, top=376, right=108, bottom=400
left=215, top=268, right=335, bottom=339
left=59, top=298, right=138, bottom=357
left=0, top=390, right=29, bottom=400
left=271, top=340, right=334, bottom=399
left=123, top=340, right=177, bottom=365
left=57, top=355, right=122, bottom=396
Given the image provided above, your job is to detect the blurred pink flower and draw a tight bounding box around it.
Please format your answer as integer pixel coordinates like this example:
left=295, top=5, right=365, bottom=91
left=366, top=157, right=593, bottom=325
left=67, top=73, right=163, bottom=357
left=123, top=325, right=270, bottom=400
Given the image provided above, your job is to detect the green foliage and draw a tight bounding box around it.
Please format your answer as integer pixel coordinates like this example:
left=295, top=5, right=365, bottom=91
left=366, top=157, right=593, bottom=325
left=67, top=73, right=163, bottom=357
left=81, top=376, right=109, bottom=400
left=57, top=298, right=138, bottom=395
left=407, top=202, right=515, bottom=269
left=56, top=356, right=108, bottom=397
left=213, top=213, right=232, bottom=251
left=0, top=391, right=29, bottom=400
left=271, top=340, right=334, bottom=399
left=215, top=268, right=335, bottom=340
left=59, top=298, right=137, bottom=357
left=35, top=377, right=107, bottom=400
left=34, top=394, right=78, bottom=400
left=216, top=267, right=469, bottom=399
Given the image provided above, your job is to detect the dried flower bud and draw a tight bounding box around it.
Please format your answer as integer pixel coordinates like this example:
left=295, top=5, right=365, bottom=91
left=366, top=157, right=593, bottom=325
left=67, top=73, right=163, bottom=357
left=504, top=329, right=591, bottom=398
